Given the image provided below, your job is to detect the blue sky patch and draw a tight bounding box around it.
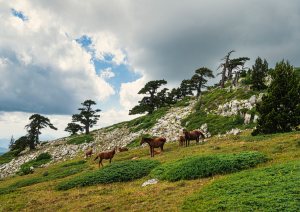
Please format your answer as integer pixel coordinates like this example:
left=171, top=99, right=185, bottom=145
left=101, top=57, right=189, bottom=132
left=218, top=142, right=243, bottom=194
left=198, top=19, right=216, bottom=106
left=11, top=8, right=28, bottom=21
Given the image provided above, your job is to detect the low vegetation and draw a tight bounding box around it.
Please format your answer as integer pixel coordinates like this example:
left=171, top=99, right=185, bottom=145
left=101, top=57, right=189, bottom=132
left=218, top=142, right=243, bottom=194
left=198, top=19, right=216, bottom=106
left=66, top=133, right=95, bottom=145
left=183, top=159, right=300, bottom=211
left=55, top=159, right=161, bottom=190
left=17, top=152, right=52, bottom=175
left=0, top=150, right=21, bottom=165
left=149, top=152, right=268, bottom=182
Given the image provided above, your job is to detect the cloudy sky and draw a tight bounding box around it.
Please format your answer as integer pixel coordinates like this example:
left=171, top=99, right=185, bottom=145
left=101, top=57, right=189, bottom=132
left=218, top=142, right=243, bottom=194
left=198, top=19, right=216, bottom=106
left=0, top=0, right=300, bottom=148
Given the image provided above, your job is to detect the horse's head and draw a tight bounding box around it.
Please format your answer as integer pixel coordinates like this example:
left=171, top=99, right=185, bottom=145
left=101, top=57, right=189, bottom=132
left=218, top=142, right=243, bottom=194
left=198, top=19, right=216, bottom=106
left=184, top=131, right=190, bottom=139
left=140, top=137, right=145, bottom=145
left=114, top=147, right=118, bottom=155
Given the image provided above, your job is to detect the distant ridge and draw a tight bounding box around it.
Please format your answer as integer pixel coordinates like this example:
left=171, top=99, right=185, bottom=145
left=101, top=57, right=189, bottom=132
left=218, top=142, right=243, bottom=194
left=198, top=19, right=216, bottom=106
left=0, top=147, right=9, bottom=153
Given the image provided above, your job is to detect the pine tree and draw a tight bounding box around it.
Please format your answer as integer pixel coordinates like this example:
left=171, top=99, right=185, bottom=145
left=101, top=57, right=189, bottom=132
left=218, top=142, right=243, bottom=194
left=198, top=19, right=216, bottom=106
left=72, top=100, right=101, bottom=135
left=252, top=59, right=300, bottom=136
left=191, top=67, right=214, bottom=97
left=250, top=57, right=268, bottom=90
left=65, top=123, right=84, bottom=136
left=8, top=135, right=15, bottom=151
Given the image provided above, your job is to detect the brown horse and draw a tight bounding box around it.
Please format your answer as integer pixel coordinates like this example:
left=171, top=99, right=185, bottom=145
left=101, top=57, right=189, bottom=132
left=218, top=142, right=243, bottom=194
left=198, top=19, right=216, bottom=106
left=86, top=149, right=93, bottom=159
left=119, top=147, right=128, bottom=152
left=179, top=135, right=185, bottom=147
left=140, top=137, right=166, bottom=158
left=93, top=148, right=117, bottom=167
left=183, top=129, right=205, bottom=147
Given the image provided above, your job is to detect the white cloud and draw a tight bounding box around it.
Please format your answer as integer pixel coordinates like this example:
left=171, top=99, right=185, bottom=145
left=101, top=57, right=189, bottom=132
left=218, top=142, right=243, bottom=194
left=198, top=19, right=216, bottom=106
left=100, top=67, right=115, bottom=79
left=119, top=77, right=148, bottom=111
left=0, top=113, right=22, bottom=123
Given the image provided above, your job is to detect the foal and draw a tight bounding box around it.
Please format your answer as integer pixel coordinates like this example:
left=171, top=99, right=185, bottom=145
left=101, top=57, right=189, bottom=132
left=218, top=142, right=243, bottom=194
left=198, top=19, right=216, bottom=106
left=86, top=149, right=93, bottom=159
left=178, top=135, right=185, bottom=147
left=140, top=137, right=166, bottom=158
left=93, top=148, right=117, bottom=167
left=119, top=147, right=128, bottom=152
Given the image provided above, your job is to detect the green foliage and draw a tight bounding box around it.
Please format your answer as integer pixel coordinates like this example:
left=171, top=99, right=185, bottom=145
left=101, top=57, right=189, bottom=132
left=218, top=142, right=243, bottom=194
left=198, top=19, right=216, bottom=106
left=240, top=69, right=247, bottom=77
left=183, top=159, right=300, bottom=211
left=9, top=161, right=88, bottom=189
left=0, top=187, right=19, bottom=195
left=172, top=96, right=192, bottom=107
left=36, top=152, right=51, bottom=161
left=55, top=159, right=161, bottom=190
left=17, top=152, right=52, bottom=175
left=252, top=59, right=300, bottom=136
left=182, top=110, right=254, bottom=135
left=238, top=131, right=300, bottom=142
left=250, top=57, right=268, bottom=90
left=191, top=67, right=215, bottom=97
left=127, top=107, right=168, bottom=133
left=125, top=134, right=158, bottom=148
left=64, top=122, right=84, bottom=135
left=66, top=133, right=94, bottom=145
left=10, top=136, right=28, bottom=151
left=129, top=80, right=168, bottom=115
left=40, top=141, right=48, bottom=146
left=149, top=152, right=267, bottom=182
left=72, top=100, right=101, bottom=135
left=0, top=149, right=22, bottom=165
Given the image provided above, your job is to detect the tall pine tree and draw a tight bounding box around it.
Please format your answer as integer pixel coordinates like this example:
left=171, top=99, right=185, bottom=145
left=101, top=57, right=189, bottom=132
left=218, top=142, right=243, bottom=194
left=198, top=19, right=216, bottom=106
left=252, top=59, right=300, bottom=136
left=250, top=57, right=268, bottom=90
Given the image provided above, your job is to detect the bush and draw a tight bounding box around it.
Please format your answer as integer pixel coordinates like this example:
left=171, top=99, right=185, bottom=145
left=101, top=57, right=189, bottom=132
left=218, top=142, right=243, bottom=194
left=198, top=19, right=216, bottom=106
left=55, top=159, right=161, bottom=190
left=183, top=159, right=300, bottom=211
left=149, top=152, right=268, bottom=182
left=0, top=187, right=19, bottom=195
left=36, top=152, right=51, bottom=161
left=10, top=161, right=89, bottom=189
left=126, top=134, right=158, bottom=148
left=0, top=149, right=22, bottom=165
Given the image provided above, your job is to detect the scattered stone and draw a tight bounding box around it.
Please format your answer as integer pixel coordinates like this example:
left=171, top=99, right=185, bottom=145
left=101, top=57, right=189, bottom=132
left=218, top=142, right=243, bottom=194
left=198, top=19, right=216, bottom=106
left=244, top=113, right=252, bottom=125
left=142, top=178, right=159, bottom=186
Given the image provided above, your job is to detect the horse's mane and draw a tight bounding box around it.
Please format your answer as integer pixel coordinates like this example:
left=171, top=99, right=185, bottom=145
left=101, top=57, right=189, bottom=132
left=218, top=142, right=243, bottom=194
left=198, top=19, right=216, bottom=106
left=142, top=137, right=154, bottom=142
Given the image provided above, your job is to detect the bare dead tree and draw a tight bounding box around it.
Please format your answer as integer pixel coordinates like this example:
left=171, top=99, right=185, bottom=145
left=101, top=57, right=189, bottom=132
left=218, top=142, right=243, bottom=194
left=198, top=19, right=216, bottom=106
left=217, top=50, right=235, bottom=88
left=231, top=64, right=249, bottom=87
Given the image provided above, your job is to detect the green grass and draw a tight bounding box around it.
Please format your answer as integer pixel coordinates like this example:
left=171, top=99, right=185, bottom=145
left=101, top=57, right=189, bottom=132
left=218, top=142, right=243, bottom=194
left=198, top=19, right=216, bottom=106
left=55, top=159, right=161, bottom=190
left=0, top=150, right=21, bottom=165
left=171, top=96, right=192, bottom=107
left=17, top=152, right=52, bottom=175
left=182, top=110, right=256, bottom=135
left=0, top=160, right=89, bottom=195
left=126, top=107, right=169, bottom=133
left=183, top=159, right=300, bottom=211
left=237, top=131, right=300, bottom=142
left=125, top=134, right=158, bottom=148
left=66, top=133, right=95, bottom=145
left=149, top=152, right=268, bottom=182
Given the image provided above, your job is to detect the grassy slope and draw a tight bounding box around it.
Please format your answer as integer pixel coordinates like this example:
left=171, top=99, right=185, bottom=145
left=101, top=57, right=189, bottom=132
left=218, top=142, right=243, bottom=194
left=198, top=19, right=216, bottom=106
left=1, top=129, right=300, bottom=211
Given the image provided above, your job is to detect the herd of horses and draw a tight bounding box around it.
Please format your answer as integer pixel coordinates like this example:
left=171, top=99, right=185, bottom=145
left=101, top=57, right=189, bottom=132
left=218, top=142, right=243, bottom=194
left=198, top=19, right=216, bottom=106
left=89, top=129, right=205, bottom=167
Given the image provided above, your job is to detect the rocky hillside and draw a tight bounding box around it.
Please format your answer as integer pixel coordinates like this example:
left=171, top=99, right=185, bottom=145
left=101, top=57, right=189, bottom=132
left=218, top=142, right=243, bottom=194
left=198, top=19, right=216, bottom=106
left=0, top=77, right=269, bottom=179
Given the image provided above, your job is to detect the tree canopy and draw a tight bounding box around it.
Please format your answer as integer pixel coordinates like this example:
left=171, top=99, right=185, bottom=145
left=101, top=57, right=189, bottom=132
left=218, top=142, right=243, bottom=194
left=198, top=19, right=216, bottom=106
left=64, top=123, right=84, bottom=136
left=252, top=59, right=300, bottom=135
left=250, top=57, right=268, bottom=91
left=72, top=100, right=101, bottom=135
left=129, top=80, right=167, bottom=115
left=191, top=67, right=214, bottom=97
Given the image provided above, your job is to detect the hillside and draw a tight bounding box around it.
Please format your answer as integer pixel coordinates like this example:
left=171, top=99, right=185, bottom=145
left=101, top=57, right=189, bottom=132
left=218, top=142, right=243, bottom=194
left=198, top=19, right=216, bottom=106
left=1, top=78, right=300, bottom=211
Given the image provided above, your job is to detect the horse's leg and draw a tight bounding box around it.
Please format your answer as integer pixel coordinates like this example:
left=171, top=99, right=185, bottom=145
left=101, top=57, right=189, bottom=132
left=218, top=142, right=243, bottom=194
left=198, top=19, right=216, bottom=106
left=151, top=146, right=154, bottom=158
left=109, top=158, right=112, bottom=163
left=98, top=158, right=101, bottom=167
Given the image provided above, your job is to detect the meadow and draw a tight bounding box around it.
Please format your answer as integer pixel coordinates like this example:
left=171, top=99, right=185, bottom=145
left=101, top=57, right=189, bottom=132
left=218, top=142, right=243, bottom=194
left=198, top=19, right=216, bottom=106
left=0, top=129, right=300, bottom=211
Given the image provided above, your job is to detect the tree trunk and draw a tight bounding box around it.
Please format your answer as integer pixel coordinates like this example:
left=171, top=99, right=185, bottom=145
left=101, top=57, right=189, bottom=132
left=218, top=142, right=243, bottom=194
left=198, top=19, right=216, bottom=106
left=86, top=118, right=90, bottom=135
left=220, top=68, right=226, bottom=88
left=228, top=67, right=233, bottom=81
left=29, top=141, right=35, bottom=150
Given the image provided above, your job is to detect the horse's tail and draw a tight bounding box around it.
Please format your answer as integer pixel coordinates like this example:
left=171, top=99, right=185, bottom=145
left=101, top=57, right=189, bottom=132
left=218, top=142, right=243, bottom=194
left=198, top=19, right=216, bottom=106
left=93, top=156, right=99, bottom=162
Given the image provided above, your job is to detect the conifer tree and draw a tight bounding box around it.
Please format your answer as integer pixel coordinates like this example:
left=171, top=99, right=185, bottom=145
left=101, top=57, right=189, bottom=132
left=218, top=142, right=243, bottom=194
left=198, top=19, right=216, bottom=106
left=250, top=57, right=268, bottom=90
left=72, top=100, right=101, bottom=135
left=252, top=59, right=300, bottom=136
left=64, top=123, right=84, bottom=136
left=191, top=67, right=214, bottom=97
left=129, top=80, right=167, bottom=115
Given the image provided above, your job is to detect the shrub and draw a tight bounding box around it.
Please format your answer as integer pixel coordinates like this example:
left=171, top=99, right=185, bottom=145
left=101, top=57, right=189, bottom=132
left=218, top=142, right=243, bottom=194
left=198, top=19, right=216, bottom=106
left=40, top=141, right=48, bottom=146
left=0, top=149, right=22, bottom=165
left=36, top=152, right=51, bottom=161
left=55, top=159, right=161, bottom=190
left=149, top=152, right=268, bottom=182
left=10, top=162, right=89, bottom=189
left=183, top=159, right=300, bottom=211
left=0, top=187, right=19, bottom=195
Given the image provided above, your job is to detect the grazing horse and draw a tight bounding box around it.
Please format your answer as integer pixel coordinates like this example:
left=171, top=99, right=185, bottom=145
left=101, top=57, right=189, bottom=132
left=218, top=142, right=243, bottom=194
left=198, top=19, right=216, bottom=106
left=183, top=129, right=205, bottom=147
left=119, top=147, right=128, bottom=152
left=86, top=149, right=93, bottom=159
left=179, top=135, right=185, bottom=147
left=93, top=148, right=117, bottom=167
left=140, top=137, right=166, bottom=158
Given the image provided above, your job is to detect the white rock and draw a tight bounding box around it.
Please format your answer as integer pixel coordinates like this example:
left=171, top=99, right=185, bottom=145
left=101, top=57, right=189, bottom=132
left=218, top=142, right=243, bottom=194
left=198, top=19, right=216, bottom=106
left=253, top=115, right=259, bottom=123
left=244, top=113, right=251, bottom=125
left=249, top=95, right=256, bottom=105
left=142, top=178, right=159, bottom=186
